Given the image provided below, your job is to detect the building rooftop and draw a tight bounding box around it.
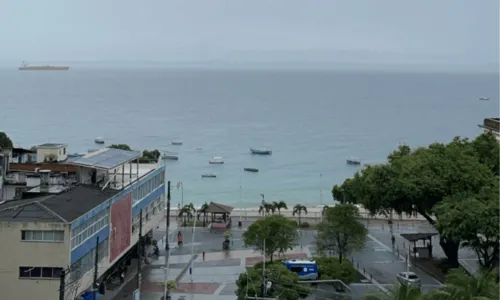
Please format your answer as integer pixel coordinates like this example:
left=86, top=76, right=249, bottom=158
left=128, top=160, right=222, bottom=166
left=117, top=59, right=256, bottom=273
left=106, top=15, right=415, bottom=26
left=67, top=148, right=142, bottom=171
left=0, top=185, right=119, bottom=223
left=37, top=143, right=67, bottom=148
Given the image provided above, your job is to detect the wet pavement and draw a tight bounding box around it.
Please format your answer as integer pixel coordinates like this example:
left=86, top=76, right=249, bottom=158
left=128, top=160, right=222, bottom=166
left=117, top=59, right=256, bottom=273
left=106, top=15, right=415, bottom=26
left=111, top=218, right=479, bottom=299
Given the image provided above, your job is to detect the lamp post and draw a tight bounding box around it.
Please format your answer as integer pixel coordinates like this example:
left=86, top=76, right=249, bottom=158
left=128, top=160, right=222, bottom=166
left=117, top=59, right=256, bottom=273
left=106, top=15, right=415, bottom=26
left=177, top=181, right=184, bottom=208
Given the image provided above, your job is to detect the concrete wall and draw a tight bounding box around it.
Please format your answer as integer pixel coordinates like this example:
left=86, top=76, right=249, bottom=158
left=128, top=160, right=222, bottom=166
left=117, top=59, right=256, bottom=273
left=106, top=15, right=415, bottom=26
left=0, top=221, right=71, bottom=300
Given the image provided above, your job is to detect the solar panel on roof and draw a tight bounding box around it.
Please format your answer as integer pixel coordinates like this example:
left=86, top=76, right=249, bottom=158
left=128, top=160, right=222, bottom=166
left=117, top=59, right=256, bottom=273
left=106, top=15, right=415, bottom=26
left=67, top=148, right=141, bottom=170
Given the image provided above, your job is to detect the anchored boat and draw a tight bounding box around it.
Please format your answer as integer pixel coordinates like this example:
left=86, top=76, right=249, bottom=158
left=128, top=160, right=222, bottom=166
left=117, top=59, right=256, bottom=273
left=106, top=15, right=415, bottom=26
left=346, top=157, right=361, bottom=165
left=201, top=174, right=216, bottom=178
left=244, top=168, right=259, bottom=172
left=209, top=157, right=224, bottom=164
left=249, top=148, right=272, bottom=155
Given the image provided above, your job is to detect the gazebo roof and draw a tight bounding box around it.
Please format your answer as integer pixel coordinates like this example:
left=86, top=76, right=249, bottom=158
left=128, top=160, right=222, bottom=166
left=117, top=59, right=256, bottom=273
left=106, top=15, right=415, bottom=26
left=400, top=233, right=438, bottom=242
left=205, top=202, right=234, bottom=214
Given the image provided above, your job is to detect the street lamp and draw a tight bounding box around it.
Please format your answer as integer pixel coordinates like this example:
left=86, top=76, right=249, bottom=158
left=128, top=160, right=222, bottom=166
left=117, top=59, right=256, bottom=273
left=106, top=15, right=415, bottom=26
left=177, top=181, right=184, bottom=208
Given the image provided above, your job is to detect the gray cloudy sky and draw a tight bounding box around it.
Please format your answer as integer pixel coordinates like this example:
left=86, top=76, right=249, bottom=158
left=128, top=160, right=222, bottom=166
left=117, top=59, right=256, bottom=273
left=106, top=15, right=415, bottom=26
left=0, top=0, right=498, bottom=65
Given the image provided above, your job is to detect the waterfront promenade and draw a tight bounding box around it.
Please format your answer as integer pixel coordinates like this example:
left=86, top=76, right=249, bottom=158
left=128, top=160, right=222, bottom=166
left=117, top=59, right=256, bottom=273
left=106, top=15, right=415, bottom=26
left=166, top=204, right=427, bottom=224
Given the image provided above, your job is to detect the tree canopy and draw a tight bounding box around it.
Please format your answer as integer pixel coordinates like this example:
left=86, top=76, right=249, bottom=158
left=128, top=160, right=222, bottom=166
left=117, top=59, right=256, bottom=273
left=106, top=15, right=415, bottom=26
left=0, top=132, right=13, bottom=149
left=333, top=132, right=499, bottom=269
left=242, top=214, right=299, bottom=262
left=108, top=144, right=132, bottom=151
left=235, top=261, right=310, bottom=300
left=315, top=204, right=367, bottom=263
left=365, top=269, right=499, bottom=300
left=108, top=144, right=161, bottom=163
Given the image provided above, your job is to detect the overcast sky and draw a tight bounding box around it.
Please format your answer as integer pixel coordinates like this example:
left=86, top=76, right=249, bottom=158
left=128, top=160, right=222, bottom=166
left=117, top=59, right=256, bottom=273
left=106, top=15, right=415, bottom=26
left=0, top=0, right=498, bottom=66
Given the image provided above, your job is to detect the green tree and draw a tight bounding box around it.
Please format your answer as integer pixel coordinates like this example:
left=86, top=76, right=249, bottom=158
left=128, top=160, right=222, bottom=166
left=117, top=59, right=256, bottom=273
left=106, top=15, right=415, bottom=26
left=315, top=204, right=367, bottom=263
left=335, top=134, right=498, bottom=267
left=292, top=204, right=307, bottom=225
left=235, top=262, right=310, bottom=300
left=108, top=144, right=132, bottom=151
left=425, top=269, right=499, bottom=300
left=258, top=202, right=273, bottom=215
left=365, top=284, right=424, bottom=300
left=314, top=256, right=357, bottom=284
left=243, top=214, right=299, bottom=262
left=273, top=201, right=288, bottom=214
left=178, top=205, right=193, bottom=226
left=0, top=132, right=13, bottom=149
left=197, top=202, right=209, bottom=226
left=434, top=181, right=499, bottom=270
left=140, top=149, right=161, bottom=163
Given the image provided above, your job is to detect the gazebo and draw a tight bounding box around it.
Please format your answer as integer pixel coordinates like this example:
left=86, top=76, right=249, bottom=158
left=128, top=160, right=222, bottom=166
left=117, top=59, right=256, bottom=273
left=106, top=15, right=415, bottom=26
left=206, top=202, right=234, bottom=229
left=400, top=232, right=438, bottom=259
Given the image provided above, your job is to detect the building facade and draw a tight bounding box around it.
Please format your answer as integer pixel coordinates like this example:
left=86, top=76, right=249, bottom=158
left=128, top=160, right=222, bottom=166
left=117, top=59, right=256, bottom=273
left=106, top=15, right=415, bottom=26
left=36, top=143, right=68, bottom=163
left=0, top=148, right=166, bottom=300
left=478, top=117, right=500, bottom=141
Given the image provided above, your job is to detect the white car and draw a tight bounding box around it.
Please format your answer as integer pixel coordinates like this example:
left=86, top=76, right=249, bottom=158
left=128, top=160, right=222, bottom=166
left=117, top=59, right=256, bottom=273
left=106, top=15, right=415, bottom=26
left=397, top=271, right=421, bottom=287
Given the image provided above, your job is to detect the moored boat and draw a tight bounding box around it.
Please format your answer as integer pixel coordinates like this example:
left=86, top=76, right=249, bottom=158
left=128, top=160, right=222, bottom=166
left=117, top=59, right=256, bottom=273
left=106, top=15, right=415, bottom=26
left=244, top=167, right=259, bottom=172
left=249, top=148, right=272, bottom=155
left=479, top=97, right=490, bottom=101
left=171, top=141, right=183, bottom=146
left=201, top=174, right=216, bottom=178
left=346, top=157, right=361, bottom=165
left=209, top=157, right=224, bottom=164
left=94, top=137, right=105, bottom=144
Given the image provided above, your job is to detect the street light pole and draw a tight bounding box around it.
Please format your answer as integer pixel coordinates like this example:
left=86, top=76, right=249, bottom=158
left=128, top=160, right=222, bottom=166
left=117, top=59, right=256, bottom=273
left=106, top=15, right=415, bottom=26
left=189, top=209, right=197, bottom=283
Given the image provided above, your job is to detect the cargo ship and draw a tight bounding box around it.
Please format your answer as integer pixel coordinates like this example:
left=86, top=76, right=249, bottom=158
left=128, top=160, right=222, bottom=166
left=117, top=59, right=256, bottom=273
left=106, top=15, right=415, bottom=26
left=18, top=61, right=69, bottom=71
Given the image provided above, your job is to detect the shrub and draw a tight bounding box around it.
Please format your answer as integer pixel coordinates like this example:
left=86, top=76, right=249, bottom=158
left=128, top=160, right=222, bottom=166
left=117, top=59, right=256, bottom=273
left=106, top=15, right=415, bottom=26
left=313, top=256, right=357, bottom=284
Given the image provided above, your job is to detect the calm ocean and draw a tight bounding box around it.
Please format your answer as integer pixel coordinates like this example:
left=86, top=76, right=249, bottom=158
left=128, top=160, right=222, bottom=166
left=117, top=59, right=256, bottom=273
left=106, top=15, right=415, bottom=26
left=0, top=67, right=498, bottom=207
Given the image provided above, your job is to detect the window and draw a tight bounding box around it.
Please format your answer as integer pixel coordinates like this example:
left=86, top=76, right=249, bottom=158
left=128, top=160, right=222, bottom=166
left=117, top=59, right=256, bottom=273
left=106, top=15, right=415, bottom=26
left=71, top=210, right=109, bottom=249
left=19, top=267, right=63, bottom=279
left=21, top=230, right=64, bottom=242
left=290, top=266, right=304, bottom=273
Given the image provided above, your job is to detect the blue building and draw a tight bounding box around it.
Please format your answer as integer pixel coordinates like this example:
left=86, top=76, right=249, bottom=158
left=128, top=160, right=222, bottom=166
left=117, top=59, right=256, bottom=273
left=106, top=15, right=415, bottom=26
left=0, top=148, right=166, bottom=300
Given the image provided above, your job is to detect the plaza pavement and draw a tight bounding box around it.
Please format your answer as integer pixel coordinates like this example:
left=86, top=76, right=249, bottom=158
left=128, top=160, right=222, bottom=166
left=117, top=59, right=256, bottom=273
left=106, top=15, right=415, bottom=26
left=110, top=218, right=479, bottom=300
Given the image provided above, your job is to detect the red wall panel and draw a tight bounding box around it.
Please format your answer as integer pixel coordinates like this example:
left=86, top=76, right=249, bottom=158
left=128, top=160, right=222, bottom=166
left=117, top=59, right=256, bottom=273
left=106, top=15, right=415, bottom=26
left=109, top=193, right=132, bottom=263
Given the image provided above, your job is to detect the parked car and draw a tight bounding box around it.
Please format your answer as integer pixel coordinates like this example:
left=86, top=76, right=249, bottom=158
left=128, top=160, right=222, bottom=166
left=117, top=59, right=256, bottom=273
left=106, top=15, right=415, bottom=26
left=397, top=271, right=421, bottom=287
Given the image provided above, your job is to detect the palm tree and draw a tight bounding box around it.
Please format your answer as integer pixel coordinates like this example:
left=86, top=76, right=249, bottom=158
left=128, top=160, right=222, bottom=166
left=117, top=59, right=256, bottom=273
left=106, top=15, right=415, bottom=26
left=365, top=283, right=424, bottom=300
left=292, top=204, right=307, bottom=225
left=197, top=202, right=209, bottom=226
left=425, top=269, right=499, bottom=300
left=264, top=203, right=274, bottom=215
left=178, top=205, right=193, bottom=226
left=322, top=205, right=329, bottom=216
left=258, top=202, right=266, bottom=216
left=273, top=201, right=288, bottom=214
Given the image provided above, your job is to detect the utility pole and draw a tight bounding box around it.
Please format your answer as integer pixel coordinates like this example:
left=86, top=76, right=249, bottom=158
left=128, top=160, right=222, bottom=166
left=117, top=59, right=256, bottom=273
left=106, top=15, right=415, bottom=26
left=92, top=236, right=100, bottom=300
left=261, top=239, right=266, bottom=297
left=137, top=209, right=143, bottom=290
left=319, top=173, right=323, bottom=205
left=166, top=181, right=171, bottom=251
left=59, top=269, right=66, bottom=300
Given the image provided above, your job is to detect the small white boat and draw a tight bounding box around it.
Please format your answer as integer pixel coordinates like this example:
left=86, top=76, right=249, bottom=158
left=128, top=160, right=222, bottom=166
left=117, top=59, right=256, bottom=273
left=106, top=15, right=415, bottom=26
left=250, top=148, right=272, bottom=155
left=171, top=141, right=183, bottom=146
left=94, top=137, right=105, bottom=144
left=209, top=156, right=224, bottom=164
left=479, top=97, right=489, bottom=101
left=346, top=157, right=361, bottom=165
left=201, top=174, right=216, bottom=178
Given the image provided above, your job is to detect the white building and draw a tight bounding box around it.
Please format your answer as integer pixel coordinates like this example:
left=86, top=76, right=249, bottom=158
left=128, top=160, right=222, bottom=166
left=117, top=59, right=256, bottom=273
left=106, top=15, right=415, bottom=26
left=0, top=148, right=166, bottom=300
left=36, top=143, right=68, bottom=163
left=478, top=117, right=500, bottom=141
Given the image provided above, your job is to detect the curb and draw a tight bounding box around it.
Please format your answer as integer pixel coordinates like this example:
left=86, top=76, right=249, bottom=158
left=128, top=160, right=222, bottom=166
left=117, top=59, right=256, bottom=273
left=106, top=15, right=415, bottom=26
left=175, top=254, right=199, bottom=283
left=347, top=257, right=392, bottom=296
